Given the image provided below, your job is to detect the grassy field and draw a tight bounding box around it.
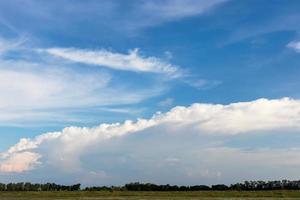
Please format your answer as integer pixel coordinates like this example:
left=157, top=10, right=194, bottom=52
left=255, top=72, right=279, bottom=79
left=1, top=190, right=300, bottom=200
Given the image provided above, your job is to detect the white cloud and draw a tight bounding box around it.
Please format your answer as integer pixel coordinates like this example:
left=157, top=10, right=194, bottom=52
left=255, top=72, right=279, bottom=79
left=42, top=47, right=221, bottom=90
left=0, top=152, right=41, bottom=173
left=41, top=48, right=181, bottom=77
left=287, top=41, right=300, bottom=53
left=159, top=97, right=300, bottom=135
left=2, top=97, right=300, bottom=184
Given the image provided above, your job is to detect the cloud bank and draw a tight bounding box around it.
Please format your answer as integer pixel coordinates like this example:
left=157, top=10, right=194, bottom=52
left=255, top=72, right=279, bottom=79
left=1, top=98, right=300, bottom=184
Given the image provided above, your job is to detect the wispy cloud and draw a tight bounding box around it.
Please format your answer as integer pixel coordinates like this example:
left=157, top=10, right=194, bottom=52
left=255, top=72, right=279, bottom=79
left=184, top=79, right=222, bottom=90
left=0, top=35, right=220, bottom=125
left=0, top=0, right=229, bottom=38
left=141, top=0, right=227, bottom=21
left=40, top=48, right=181, bottom=78
left=41, top=47, right=222, bottom=90
left=121, top=0, right=228, bottom=31
left=0, top=37, right=168, bottom=125
left=97, top=107, right=145, bottom=115
left=0, top=36, right=26, bottom=55
left=220, top=2, right=300, bottom=45
left=0, top=63, right=163, bottom=124
left=158, top=98, right=174, bottom=107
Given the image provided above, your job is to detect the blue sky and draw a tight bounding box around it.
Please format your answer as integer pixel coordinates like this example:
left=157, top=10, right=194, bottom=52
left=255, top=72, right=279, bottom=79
left=1, top=0, right=300, bottom=185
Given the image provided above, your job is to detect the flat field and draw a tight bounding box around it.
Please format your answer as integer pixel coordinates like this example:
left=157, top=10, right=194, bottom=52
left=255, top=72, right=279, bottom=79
left=1, top=190, right=300, bottom=200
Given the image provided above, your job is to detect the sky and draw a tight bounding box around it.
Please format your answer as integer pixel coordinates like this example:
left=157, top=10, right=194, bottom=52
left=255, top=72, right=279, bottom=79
left=1, top=0, right=300, bottom=186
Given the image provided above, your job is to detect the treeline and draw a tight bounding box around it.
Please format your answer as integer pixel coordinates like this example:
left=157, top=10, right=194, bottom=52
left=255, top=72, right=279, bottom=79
left=0, top=183, right=80, bottom=191
left=1, top=180, right=300, bottom=191
left=85, top=180, right=300, bottom=191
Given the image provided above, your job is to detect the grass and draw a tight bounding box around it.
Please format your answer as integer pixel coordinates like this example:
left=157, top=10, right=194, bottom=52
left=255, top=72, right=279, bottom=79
left=0, top=190, right=300, bottom=199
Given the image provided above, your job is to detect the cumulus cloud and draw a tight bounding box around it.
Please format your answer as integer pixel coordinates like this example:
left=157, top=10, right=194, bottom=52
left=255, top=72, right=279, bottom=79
left=1, top=97, right=300, bottom=184
left=41, top=48, right=181, bottom=77
left=0, top=152, right=41, bottom=173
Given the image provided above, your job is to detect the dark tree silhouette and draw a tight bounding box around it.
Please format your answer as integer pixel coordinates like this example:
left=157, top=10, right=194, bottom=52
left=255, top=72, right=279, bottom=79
left=2, top=180, right=300, bottom=191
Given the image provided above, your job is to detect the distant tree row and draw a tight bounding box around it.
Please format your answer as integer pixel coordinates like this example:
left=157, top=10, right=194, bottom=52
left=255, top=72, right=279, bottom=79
left=2, top=180, right=300, bottom=191
left=0, top=182, right=80, bottom=191
left=85, top=180, right=300, bottom=191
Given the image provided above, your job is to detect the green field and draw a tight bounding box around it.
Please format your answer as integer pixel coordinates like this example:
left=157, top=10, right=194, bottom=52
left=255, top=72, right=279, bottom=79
left=1, top=190, right=300, bottom=200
